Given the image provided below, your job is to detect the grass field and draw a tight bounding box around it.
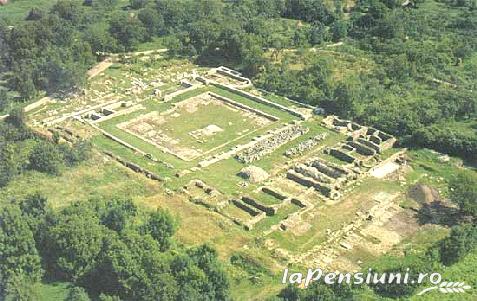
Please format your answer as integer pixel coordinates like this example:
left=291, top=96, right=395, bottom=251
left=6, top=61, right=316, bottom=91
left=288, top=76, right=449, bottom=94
left=0, top=0, right=54, bottom=23
left=96, top=85, right=299, bottom=171
left=116, top=92, right=277, bottom=160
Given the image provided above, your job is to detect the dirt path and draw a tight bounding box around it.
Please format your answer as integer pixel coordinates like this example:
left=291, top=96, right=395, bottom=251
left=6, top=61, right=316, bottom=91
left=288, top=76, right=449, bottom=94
left=88, top=48, right=168, bottom=79
left=87, top=59, right=113, bottom=79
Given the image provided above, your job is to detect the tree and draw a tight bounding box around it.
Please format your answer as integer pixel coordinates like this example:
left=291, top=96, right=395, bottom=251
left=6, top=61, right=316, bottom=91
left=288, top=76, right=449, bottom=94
left=0, top=89, right=9, bottom=112
left=109, top=12, right=146, bottom=51
left=0, top=143, right=21, bottom=187
left=44, top=212, right=110, bottom=282
left=130, top=0, right=148, bottom=9
left=67, top=286, right=91, bottom=301
left=187, top=245, right=230, bottom=301
left=26, top=8, right=44, bottom=21
left=331, top=20, right=348, bottom=42
left=50, top=0, right=85, bottom=25
left=90, top=230, right=177, bottom=300
left=28, top=141, right=63, bottom=175
left=20, top=193, right=49, bottom=239
left=60, top=140, right=92, bottom=167
left=278, top=281, right=354, bottom=300
left=99, top=199, right=138, bottom=233
left=440, top=224, right=477, bottom=265
left=138, top=7, right=164, bottom=37
left=142, top=209, right=176, bottom=251
left=449, top=171, right=477, bottom=219
left=0, top=204, right=43, bottom=297
left=371, top=254, right=430, bottom=298
left=84, top=25, right=118, bottom=54
left=308, top=21, right=328, bottom=45
left=5, top=108, right=27, bottom=129
left=329, top=76, right=362, bottom=118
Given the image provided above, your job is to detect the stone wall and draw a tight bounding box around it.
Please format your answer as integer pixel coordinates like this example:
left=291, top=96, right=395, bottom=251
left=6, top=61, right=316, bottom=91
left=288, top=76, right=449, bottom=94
left=213, top=83, right=310, bottom=120
left=285, top=133, right=327, bottom=157
left=294, top=164, right=333, bottom=184
left=163, top=83, right=203, bottom=102
left=327, top=148, right=356, bottom=164
left=262, top=187, right=288, bottom=200
left=236, top=124, right=309, bottom=163
left=103, top=151, right=163, bottom=182
left=242, top=196, right=277, bottom=216
left=286, top=170, right=340, bottom=199
left=357, top=138, right=381, bottom=153
left=215, top=66, right=252, bottom=86
left=232, top=199, right=261, bottom=216
left=209, top=92, right=279, bottom=122
left=347, top=141, right=376, bottom=156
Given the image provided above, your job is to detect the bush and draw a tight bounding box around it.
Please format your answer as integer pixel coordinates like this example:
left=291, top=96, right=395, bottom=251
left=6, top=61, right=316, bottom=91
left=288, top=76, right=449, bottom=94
left=440, top=223, right=477, bottom=266
left=28, top=141, right=63, bottom=175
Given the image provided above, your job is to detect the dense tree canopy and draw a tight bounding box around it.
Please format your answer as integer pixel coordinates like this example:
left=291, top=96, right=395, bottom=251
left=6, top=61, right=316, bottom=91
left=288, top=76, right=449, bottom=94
left=0, top=195, right=230, bottom=301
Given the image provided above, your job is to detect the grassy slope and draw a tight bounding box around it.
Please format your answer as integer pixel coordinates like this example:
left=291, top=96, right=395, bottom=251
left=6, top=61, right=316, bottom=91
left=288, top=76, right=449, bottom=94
left=0, top=0, right=54, bottom=23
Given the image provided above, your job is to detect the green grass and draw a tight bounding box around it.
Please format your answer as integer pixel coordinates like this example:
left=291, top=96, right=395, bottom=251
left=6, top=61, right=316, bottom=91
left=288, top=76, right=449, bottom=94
left=253, top=203, right=301, bottom=233
left=95, top=85, right=303, bottom=186
left=119, top=95, right=275, bottom=156
left=405, top=148, right=467, bottom=195
left=36, top=282, right=71, bottom=301
left=0, top=151, right=162, bottom=208
left=136, top=37, right=166, bottom=52
left=0, top=0, right=54, bottom=23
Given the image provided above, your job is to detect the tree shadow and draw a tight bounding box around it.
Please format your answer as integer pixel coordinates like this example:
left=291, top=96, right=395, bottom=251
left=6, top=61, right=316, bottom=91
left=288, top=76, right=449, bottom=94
left=416, top=201, right=461, bottom=227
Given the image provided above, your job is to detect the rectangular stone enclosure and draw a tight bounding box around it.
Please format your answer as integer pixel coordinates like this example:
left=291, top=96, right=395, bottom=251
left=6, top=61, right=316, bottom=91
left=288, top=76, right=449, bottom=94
left=117, top=92, right=279, bottom=161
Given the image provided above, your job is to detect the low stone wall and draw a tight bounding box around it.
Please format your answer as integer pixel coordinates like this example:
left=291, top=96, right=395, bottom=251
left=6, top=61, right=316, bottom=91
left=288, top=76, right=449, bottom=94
left=163, top=83, right=202, bottom=102
left=261, top=187, right=288, bottom=200
left=285, top=133, right=327, bottom=157
left=24, top=96, right=52, bottom=112
left=348, top=141, right=376, bottom=156
left=328, top=148, right=356, bottom=164
left=243, top=212, right=267, bottom=231
left=242, top=196, right=277, bottom=216
left=358, top=138, right=381, bottom=153
left=294, top=164, right=333, bottom=184
left=309, top=159, right=346, bottom=179
left=236, top=124, right=308, bottom=163
left=290, top=198, right=307, bottom=208
left=232, top=199, right=261, bottom=216
left=216, top=67, right=252, bottom=86
left=287, top=170, right=339, bottom=199
left=213, top=83, right=309, bottom=120
left=208, top=92, right=279, bottom=121
left=103, top=151, right=163, bottom=182
left=369, top=135, right=382, bottom=145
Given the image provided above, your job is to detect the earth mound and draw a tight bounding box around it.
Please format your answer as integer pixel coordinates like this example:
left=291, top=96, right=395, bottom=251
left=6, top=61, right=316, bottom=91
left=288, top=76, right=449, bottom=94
left=238, top=166, right=269, bottom=183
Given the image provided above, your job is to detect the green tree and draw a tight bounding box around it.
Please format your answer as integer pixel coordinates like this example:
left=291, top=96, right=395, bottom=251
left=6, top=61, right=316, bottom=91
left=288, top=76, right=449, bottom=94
left=44, top=212, right=110, bottom=282
left=0, top=144, right=21, bottom=187
left=28, top=141, right=63, bottom=175
left=109, top=12, right=146, bottom=51
left=67, top=286, right=91, bottom=301
left=142, top=209, right=176, bottom=251
left=331, top=20, right=348, bottom=42
left=130, top=0, right=148, bottom=9
left=449, top=171, right=477, bottom=219
left=92, top=231, right=177, bottom=300
left=60, top=140, right=92, bottom=167
left=5, top=108, right=27, bottom=129
left=0, top=204, right=43, bottom=297
left=20, top=193, right=49, bottom=240
left=440, top=224, right=477, bottom=265
left=138, top=7, right=164, bottom=37
left=0, top=89, right=9, bottom=112
left=99, top=199, right=138, bottom=233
